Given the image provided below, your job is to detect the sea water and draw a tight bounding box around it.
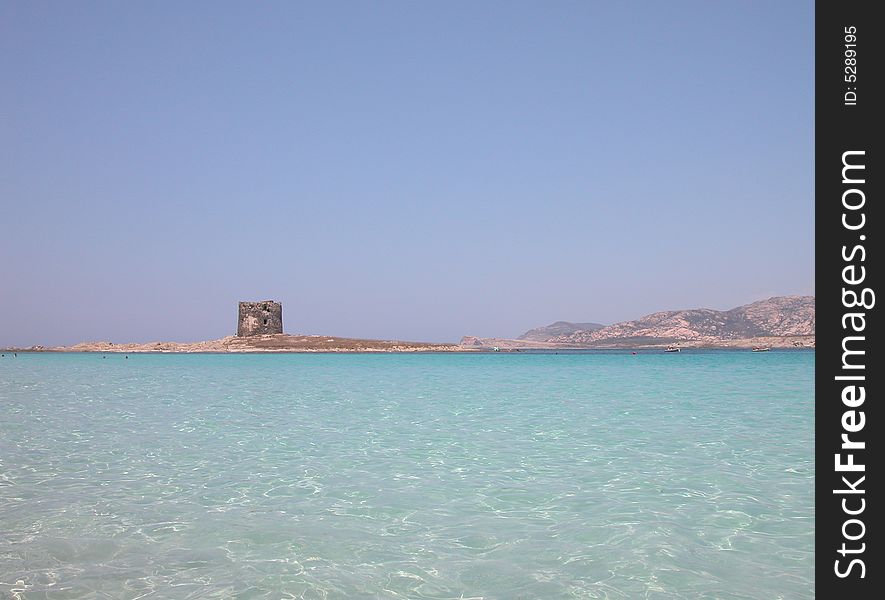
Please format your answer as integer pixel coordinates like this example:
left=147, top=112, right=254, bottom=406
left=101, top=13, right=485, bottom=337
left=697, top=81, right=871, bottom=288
left=0, top=351, right=813, bottom=599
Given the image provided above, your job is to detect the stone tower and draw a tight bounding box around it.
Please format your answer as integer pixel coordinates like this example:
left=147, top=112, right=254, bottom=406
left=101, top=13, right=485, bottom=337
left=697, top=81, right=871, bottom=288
left=237, top=301, right=283, bottom=336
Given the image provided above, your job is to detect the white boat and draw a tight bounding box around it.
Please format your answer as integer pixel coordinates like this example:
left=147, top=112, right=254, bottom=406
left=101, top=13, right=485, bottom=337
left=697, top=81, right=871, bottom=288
left=752, top=347, right=770, bottom=352
left=664, top=346, right=680, bottom=353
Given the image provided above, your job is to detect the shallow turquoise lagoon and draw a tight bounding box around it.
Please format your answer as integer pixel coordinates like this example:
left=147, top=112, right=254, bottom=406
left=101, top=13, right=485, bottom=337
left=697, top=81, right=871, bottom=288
left=0, top=351, right=813, bottom=598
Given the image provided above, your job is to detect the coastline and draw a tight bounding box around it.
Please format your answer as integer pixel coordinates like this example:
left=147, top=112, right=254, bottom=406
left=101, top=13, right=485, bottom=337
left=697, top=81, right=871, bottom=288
left=460, top=334, right=815, bottom=351
left=2, top=334, right=469, bottom=354
left=3, top=333, right=815, bottom=354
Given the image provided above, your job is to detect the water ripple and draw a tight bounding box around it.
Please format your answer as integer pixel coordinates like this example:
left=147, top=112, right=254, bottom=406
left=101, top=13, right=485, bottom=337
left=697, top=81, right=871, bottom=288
left=1, top=351, right=814, bottom=598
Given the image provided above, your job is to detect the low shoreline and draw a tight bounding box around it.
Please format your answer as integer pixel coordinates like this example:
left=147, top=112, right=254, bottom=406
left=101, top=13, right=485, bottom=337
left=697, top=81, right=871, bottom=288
left=3, top=334, right=469, bottom=354
left=460, top=334, right=815, bottom=351
left=3, top=333, right=815, bottom=354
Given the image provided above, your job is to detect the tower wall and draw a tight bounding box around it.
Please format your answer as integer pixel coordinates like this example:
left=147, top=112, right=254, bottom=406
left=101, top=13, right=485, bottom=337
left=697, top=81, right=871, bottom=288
left=237, top=301, right=283, bottom=336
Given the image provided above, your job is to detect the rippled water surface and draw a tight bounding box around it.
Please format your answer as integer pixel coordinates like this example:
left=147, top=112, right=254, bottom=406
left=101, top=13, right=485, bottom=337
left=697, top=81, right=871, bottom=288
left=1, top=351, right=813, bottom=598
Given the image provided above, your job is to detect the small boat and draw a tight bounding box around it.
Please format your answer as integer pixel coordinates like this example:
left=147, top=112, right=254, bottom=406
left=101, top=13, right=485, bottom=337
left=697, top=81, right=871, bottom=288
left=664, top=346, right=680, bottom=353
left=752, top=347, right=770, bottom=352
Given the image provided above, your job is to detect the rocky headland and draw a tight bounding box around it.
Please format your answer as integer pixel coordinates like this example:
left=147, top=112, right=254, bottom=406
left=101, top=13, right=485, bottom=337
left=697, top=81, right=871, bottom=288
left=461, top=296, right=815, bottom=350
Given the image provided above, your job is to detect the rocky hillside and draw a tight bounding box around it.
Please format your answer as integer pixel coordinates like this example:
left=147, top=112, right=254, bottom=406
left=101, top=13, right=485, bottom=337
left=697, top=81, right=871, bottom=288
left=518, top=321, right=605, bottom=342
left=544, top=296, right=814, bottom=346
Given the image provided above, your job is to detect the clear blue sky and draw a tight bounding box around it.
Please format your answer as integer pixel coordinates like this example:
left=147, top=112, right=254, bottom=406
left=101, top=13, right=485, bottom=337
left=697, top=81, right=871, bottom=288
left=1, top=1, right=813, bottom=346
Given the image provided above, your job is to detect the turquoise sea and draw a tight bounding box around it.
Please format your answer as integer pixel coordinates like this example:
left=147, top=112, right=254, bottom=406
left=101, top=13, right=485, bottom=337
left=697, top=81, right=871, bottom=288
left=1, top=351, right=813, bottom=599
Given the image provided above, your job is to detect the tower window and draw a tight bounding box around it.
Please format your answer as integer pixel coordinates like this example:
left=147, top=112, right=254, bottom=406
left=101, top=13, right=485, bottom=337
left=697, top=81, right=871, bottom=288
left=264, top=319, right=268, bottom=325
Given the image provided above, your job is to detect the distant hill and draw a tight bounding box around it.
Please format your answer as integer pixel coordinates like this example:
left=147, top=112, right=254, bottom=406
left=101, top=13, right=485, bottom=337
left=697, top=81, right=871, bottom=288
left=545, top=296, right=814, bottom=346
left=518, top=321, right=605, bottom=342
left=462, top=296, right=814, bottom=349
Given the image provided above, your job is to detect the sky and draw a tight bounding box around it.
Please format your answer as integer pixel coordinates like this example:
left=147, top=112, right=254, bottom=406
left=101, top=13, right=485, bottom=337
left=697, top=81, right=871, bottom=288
left=0, top=1, right=814, bottom=346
